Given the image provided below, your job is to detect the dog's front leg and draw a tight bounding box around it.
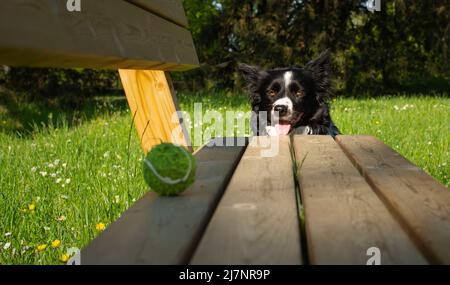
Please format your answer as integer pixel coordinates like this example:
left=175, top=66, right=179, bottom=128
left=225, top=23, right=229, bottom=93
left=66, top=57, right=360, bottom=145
left=309, top=123, right=330, bottom=135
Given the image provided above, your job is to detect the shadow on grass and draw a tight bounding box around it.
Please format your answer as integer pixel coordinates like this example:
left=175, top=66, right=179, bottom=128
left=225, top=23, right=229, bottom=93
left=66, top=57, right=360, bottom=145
left=0, top=89, right=129, bottom=137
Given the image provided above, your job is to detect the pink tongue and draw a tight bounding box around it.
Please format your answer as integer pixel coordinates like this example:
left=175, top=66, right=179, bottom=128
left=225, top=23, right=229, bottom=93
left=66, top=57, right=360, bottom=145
left=275, top=124, right=291, bottom=135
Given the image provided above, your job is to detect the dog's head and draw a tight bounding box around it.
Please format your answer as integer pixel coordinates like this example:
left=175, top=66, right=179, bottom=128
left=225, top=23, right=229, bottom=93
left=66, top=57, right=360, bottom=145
left=239, top=50, right=331, bottom=135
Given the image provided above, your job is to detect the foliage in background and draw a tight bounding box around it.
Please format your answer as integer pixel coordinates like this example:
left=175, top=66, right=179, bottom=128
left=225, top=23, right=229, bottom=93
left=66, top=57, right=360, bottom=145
left=174, top=0, right=450, bottom=95
left=0, top=1, right=449, bottom=100
left=0, top=67, right=119, bottom=107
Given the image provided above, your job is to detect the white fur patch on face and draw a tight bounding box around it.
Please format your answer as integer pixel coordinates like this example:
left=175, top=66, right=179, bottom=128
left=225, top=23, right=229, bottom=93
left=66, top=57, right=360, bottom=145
left=272, top=97, right=294, bottom=119
left=283, top=71, right=293, bottom=91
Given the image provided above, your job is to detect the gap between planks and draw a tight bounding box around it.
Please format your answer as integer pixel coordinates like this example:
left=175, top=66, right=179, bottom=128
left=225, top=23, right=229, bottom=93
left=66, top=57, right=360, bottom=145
left=294, top=135, right=428, bottom=265
left=336, top=135, right=450, bottom=264
left=190, top=136, right=303, bottom=265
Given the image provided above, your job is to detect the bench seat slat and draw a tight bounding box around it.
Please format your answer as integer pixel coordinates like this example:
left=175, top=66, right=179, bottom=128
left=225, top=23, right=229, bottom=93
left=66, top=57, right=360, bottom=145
left=295, top=136, right=427, bottom=265
left=336, top=135, right=450, bottom=264
left=191, top=136, right=303, bottom=265
left=80, top=138, right=247, bottom=264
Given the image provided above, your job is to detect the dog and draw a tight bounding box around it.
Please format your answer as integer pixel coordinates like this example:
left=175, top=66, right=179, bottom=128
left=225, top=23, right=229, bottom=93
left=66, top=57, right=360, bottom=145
left=238, top=49, right=339, bottom=137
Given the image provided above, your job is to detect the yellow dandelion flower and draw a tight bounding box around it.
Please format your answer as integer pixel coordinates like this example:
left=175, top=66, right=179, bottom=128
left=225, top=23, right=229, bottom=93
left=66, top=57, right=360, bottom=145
left=36, top=244, right=47, bottom=252
left=375, top=120, right=380, bottom=125
left=28, top=203, right=36, bottom=211
left=60, top=254, right=69, bottom=263
left=51, top=240, right=61, bottom=248
left=57, top=215, right=66, bottom=222
left=95, top=223, right=106, bottom=232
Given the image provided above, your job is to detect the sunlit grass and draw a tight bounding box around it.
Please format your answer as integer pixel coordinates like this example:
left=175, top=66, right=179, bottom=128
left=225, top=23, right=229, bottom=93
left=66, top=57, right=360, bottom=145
left=0, top=92, right=448, bottom=264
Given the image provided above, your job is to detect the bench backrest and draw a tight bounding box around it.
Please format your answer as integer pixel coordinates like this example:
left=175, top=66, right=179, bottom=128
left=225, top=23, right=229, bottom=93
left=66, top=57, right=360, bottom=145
left=0, top=0, right=199, bottom=71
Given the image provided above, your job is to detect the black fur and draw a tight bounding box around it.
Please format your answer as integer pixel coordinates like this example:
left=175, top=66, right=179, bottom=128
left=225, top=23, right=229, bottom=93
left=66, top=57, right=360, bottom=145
left=238, top=49, right=339, bottom=137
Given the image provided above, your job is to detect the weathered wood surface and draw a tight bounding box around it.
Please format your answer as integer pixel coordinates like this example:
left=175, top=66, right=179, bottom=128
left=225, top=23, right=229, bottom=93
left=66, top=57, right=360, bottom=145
left=336, top=135, right=450, bottom=264
left=81, top=138, right=247, bottom=264
left=0, top=0, right=198, bottom=70
left=294, top=136, right=428, bottom=265
left=191, top=136, right=303, bottom=265
left=126, top=0, right=189, bottom=27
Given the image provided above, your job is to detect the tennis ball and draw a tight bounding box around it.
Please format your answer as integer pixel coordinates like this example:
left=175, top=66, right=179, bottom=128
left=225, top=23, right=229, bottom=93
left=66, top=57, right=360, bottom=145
left=143, top=143, right=196, bottom=196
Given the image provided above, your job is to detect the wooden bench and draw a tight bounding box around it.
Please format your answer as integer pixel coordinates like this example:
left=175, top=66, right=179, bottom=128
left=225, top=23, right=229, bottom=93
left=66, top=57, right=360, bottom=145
left=0, top=0, right=197, bottom=153
left=1, top=1, right=449, bottom=265
left=79, top=135, right=450, bottom=265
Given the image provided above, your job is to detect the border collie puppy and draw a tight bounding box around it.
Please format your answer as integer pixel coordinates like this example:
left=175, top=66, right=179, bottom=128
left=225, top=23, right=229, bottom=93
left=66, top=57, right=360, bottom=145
left=238, top=50, right=339, bottom=137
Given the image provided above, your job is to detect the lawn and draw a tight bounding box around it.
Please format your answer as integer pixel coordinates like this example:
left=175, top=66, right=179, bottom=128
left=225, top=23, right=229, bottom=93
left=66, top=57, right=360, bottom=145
left=0, top=92, right=449, bottom=264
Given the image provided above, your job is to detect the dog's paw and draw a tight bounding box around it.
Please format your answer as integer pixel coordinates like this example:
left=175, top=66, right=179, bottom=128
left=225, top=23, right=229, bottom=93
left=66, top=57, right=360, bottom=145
left=292, top=126, right=313, bottom=135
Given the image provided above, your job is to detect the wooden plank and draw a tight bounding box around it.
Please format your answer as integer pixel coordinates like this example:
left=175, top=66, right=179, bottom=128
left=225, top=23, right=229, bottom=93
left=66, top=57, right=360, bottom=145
left=119, top=70, right=190, bottom=154
left=336, top=135, right=450, bottom=264
left=80, top=138, right=247, bottom=264
left=126, top=0, right=189, bottom=27
left=294, top=135, right=427, bottom=265
left=0, top=0, right=198, bottom=71
left=191, top=136, right=303, bottom=265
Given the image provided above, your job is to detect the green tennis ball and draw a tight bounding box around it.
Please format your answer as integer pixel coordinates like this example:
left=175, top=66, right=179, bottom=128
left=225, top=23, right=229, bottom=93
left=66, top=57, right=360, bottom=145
left=143, top=143, right=196, bottom=196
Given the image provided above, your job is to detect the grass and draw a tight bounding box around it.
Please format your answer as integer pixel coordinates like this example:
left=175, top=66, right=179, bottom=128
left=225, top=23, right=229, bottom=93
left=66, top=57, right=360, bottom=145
left=0, top=91, right=448, bottom=264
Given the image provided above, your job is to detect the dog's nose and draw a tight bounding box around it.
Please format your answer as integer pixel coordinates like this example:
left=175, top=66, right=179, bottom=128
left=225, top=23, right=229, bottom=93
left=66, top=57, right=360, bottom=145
left=274, top=105, right=288, bottom=116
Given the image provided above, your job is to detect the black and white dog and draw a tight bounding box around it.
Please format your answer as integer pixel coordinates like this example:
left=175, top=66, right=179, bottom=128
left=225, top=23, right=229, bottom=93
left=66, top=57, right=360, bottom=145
left=239, top=50, right=339, bottom=137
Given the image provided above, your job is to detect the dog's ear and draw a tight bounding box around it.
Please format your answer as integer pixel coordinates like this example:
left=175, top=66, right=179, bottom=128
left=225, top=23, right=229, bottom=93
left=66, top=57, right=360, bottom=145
left=237, top=63, right=264, bottom=111
left=305, top=49, right=331, bottom=101
left=237, top=63, right=261, bottom=90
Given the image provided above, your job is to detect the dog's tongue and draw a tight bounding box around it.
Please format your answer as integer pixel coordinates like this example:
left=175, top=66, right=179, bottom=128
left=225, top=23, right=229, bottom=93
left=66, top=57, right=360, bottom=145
left=275, top=123, right=291, bottom=135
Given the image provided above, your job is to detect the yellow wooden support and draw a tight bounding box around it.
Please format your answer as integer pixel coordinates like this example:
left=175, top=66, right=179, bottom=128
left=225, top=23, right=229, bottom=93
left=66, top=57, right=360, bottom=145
left=119, top=69, right=191, bottom=154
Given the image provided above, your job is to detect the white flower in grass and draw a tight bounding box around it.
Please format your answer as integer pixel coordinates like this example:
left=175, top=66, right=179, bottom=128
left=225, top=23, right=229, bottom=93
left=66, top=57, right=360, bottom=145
left=54, top=159, right=60, bottom=166
left=56, top=178, right=62, bottom=184
left=62, top=163, right=67, bottom=168
left=51, top=173, right=57, bottom=178
left=65, top=178, right=71, bottom=184
left=48, top=163, right=55, bottom=168
left=43, top=226, right=50, bottom=231
left=62, top=184, right=65, bottom=188
left=31, top=167, right=38, bottom=173
left=5, top=232, right=11, bottom=237
left=103, top=151, right=110, bottom=158
left=3, top=242, right=11, bottom=250
left=39, top=171, right=48, bottom=177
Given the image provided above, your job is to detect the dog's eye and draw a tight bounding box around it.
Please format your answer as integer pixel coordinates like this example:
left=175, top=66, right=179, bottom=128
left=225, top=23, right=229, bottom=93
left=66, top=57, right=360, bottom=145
left=296, top=90, right=304, bottom=97
left=267, top=90, right=277, bottom=97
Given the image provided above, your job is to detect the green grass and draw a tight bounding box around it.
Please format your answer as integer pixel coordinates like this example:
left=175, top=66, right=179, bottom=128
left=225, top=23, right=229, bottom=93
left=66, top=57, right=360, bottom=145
left=0, top=92, right=448, bottom=264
